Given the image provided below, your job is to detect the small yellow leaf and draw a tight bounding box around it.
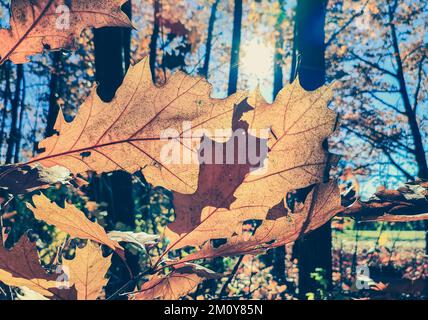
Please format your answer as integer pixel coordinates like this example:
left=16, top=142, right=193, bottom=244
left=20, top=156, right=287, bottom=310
left=63, top=241, right=111, bottom=300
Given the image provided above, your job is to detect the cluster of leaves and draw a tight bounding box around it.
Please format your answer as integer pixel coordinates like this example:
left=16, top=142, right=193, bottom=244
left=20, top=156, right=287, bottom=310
left=0, top=0, right=343, bottom=300
left=0, top=0, right=425, bottom=300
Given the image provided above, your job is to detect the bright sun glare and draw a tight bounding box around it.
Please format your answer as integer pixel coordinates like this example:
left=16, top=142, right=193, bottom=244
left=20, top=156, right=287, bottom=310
left=241, top=39, right=274, bottom=79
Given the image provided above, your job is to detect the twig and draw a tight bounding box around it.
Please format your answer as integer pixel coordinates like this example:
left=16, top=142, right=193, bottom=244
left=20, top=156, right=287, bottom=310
left=106, top=268, right=153, bottom=300
left=219, top=255, right=244, bottom=298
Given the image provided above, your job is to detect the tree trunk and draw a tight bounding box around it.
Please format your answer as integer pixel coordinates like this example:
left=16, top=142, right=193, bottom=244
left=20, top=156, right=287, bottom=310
left=46, top=52, right=62, bottom=138
left=200, top=0, right=220, bottom=78
left=273, top=0, right=285, bottom=98
left=122, top=0, right=132, bottom=72
left=292, top=0, right=332, bottom=299
left=14, top=72, right=26, bottom=163
left=6, top=64, right=23, bottom=164
left=149, top=0, right=161, bottom=82
left=0, top=62, right=11, bottom=155
left=227, top=0, right=243, bottom=95
left=271, top=0, right=286, bottom=284
left=289, top=15, right=297, bottom=82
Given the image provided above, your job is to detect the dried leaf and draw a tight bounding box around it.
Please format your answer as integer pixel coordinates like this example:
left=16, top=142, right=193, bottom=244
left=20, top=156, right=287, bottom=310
left=0, top=0, right=132, bottom=64
left=63, top=241, right=111, bottom=300
left=27, top=194, right=122, bottom=251
left=29, top=57, right=246, bottom=194
left=236, top=81, right=335, bottom=214
left=165, top=80, right=336, bottom=249
left=166, top=129, right=267, bottom=248
left=0, top=235, right=76, bottom=299
left=133, top=263, right=220, bottom=300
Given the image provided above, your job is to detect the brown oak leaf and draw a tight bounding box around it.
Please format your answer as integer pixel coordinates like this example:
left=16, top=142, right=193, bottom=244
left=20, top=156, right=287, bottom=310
left=25, top=57, right=246, bottom=194
left=0, top=235, right=76, bottom=299
left=27, top=194, right=122, bottom=252
left=63, top=241, right=111, bottom=300
left=133, top=263, right=220, bottom=300
left=164, top=80, right=336, bottom=250
left=0, top=0, right=132, bottom=64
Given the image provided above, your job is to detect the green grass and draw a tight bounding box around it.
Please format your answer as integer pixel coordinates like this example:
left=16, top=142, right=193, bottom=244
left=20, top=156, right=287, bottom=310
left=335, top=230, right=425, bottom=242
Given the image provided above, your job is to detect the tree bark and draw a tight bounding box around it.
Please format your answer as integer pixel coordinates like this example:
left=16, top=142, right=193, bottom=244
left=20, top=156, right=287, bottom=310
left=292, top=0, right=332, bottom=299
left=0, top=62, right=11, bottom=155
left=149, top=0, right=161, bottom=82
left=5, top=64, right=23, bottom=164
left=273, top=0, right=285, bottom=98
left=46, top=52, right=62, bottom=138
left=200, top=0, right=220, bottom=79
left=14, top=72, right=26, bottom=163
left=227, top=0, right=243, bottom=95
left=271, top=0, right=286, bottom=284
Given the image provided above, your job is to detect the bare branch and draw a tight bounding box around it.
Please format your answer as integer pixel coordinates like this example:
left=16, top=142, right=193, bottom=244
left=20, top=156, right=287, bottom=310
left=367, top=91, right=405, bottom=115
left=350, top=51, right=398, bottom=78
left=344, top=127, right=415, bottom=180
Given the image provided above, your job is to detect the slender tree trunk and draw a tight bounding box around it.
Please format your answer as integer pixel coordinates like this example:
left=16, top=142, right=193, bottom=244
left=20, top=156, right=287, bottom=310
left=6, top=64, right=23, bottom=164
left=289, top=16, right=297, bottom=82
left=14, top=73, right=26, bottom=163
left=46, top=52, right=62, bottom=137
left=228, top=0, right=243, bottom=95
left=273, top=0, right=285, bottom=98
left=122, top=0, right=132, bottom=71
left=292, top=0, right=332, bottom=299
left=201, top=0, right=220, bottom=78
left=31, top=105, right=40, bottom=156
left=271, top=0, right=286, bottom=284
left=149, top=0, right=161, bottom=82
left=0, top=63, right=11, bottom=155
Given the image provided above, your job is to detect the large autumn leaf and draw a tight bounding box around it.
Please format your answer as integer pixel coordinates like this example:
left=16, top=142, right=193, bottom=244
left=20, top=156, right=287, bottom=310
left=164, top=81, right=336, bottom=250
left=63, top=241, right=111, bottom=300
left=0, top=235, right=76, bottom=299
left=0, top=0, right=132, bottom=64
left=26, top=57, right=245, bottom=194
left=164, top=100, right=268, bottom=248
left=27, top=194, right=122, bottom=251
left=133, top=263, right=220, bottom=300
